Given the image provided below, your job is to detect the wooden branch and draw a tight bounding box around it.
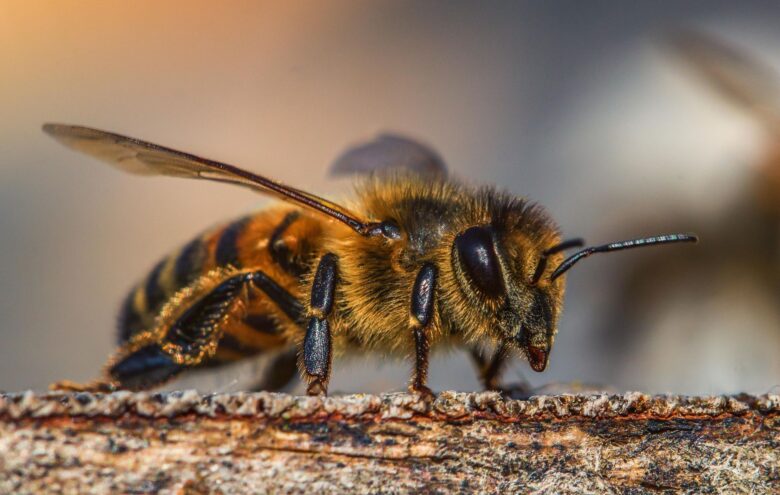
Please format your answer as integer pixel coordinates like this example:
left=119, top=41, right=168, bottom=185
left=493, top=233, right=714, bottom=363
left=0, top=391, right=777, bottom=493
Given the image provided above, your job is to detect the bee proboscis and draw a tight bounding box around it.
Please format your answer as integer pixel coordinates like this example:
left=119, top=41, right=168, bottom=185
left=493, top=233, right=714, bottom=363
left=44, top=124, right=697, bottom=396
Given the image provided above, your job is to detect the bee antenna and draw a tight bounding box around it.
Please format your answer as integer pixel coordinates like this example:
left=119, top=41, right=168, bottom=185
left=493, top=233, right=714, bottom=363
left=550, top=233, right=698, bottom=281
left=531, top=238, right=585, bottom=284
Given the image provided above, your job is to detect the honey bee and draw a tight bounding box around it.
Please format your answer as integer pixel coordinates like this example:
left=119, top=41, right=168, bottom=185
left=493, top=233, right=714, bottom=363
left=44, top=124, right=697, bottom=396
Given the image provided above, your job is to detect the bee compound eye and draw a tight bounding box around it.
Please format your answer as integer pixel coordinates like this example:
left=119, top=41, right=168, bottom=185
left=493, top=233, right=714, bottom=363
left=454, top=226, right=505, bottom=299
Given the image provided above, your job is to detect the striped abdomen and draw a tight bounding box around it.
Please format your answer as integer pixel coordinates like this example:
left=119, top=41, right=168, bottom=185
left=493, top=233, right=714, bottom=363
left=117, top=207, right=323, bottom=360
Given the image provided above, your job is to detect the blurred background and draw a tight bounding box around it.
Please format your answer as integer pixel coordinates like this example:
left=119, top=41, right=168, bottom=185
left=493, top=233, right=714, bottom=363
left=1, top=1, right=778, bottom=395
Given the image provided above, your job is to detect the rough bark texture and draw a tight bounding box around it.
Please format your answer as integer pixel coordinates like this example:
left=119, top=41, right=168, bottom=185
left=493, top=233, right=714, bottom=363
left=0, top=391, right=777, bottom=494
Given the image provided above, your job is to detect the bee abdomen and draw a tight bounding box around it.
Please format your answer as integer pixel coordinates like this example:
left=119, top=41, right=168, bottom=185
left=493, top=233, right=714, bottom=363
left=117, top=209, right=318, bottom=345
left=174, top=237, right=208, bottom=287
left=269, top=211, right=307, bottom=276
left=117, top=291, right=145, bottom=343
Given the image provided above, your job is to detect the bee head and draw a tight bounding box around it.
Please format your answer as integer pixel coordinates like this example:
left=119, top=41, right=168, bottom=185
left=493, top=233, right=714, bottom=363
left=452, top=225, right=567, bottom=372
left=453, top=222, right=698, bottom=373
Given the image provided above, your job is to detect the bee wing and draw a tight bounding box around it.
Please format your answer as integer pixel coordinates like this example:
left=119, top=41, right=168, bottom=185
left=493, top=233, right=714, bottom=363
left=43, top=124, right=373, bottom=235
left=670, top=31, right=780, bottom=130
left=330, top=133, right=447, bottom=178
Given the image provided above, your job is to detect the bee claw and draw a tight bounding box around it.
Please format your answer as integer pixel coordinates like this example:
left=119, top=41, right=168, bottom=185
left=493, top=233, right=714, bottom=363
left=306, top=380, right=328, bottom=397
left=410, top=385, right=435, bottom=402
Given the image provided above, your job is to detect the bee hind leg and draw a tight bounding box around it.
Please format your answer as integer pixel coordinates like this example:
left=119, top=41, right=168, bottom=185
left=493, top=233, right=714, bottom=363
left=109, top=271, right=277, bottom=391
left=49, top=343, right=183, bottom=393
left=105, top=344, right=185, bottom=391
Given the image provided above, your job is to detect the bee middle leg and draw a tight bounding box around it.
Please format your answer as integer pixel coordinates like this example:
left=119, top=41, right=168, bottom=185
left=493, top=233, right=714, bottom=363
left=469, top=341, right=509, bottom=391
left=408, top=263, right=437, bottom=397
left=302, top=253, right=338, bottom=396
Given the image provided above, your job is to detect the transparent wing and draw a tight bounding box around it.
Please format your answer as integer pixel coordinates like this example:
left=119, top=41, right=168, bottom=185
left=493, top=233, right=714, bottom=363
left=670, top=31, right=780, bottom=129
left=43, top=124, right=373, bottom=235
left=330, top=133, right=447, bottom=178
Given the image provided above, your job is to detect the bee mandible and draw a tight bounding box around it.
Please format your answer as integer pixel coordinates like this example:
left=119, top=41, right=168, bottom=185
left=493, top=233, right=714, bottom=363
left=44, top=124, right=697, bottom=396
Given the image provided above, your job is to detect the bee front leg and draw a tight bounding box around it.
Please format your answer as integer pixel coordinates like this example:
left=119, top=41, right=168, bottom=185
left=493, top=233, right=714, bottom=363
left=302, top=253, right=338, bottom=396
left=409, top=263, right=437, bottom=397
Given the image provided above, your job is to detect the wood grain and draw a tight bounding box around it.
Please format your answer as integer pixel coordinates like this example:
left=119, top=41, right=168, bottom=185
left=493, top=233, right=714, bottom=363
left=0, top=391, right=777, bottom=494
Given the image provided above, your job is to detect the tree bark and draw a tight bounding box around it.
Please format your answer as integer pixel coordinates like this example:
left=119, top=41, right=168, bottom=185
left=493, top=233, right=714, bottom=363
left=0, top=391, right=777, bottom=494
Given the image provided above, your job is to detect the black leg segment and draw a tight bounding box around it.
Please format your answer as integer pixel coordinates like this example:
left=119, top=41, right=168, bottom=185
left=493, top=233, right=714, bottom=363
left=250, top=271, right=304, bottom=323
left=304, top=318, right=331, bottom=377
left=469, top=341, right=509, bottom=391
left=303, top=253, right=338, bottom=395
left=109, top=344, right=184, bottom=391
left=163, top=272, right=255, bottom=358
left=409, top=263, right=437, bottom=395
left=310, top=253, right=337, bottom=316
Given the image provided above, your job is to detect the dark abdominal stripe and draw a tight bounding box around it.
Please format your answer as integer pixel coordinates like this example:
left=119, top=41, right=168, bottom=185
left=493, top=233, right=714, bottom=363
left=215, top=216, right=252, bottom=268
left=269, top=211, right=306, bottom=276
